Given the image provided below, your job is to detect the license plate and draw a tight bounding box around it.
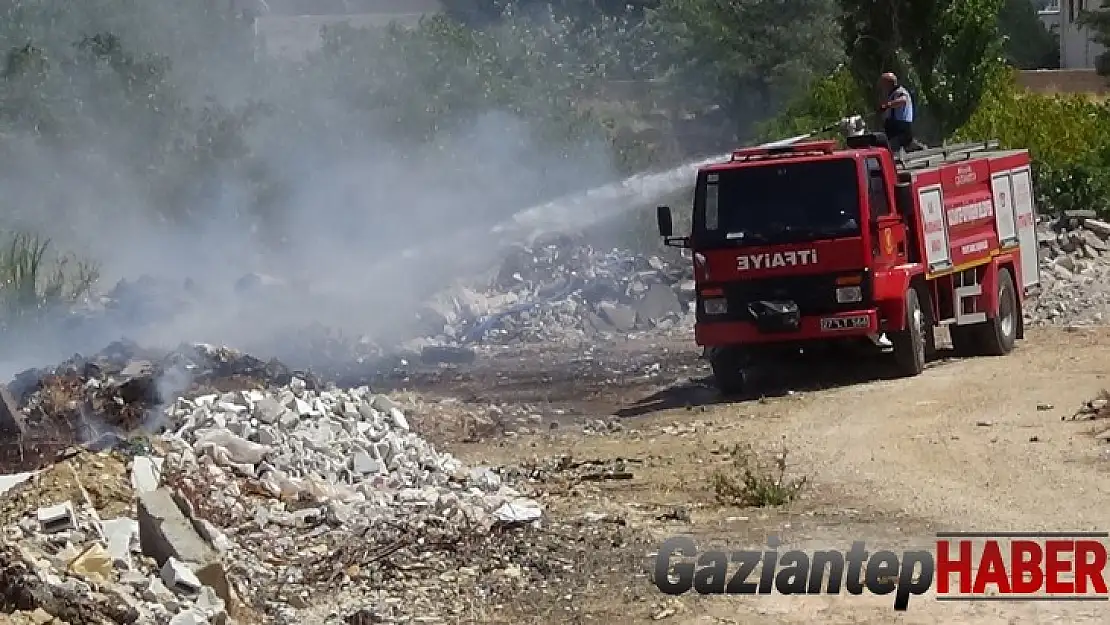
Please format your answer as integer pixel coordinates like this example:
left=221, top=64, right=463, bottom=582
left=820, top=314, right=870, bottom=331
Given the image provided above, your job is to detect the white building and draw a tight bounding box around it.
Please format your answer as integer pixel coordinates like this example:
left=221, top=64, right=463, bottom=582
left=1038, top=0, right=1061, bottom=33
left=1054, top=0, right=1107, bottom=69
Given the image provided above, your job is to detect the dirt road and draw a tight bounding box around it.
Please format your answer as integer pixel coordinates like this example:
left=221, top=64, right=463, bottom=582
left=447, top=325, right=1110, bottom=623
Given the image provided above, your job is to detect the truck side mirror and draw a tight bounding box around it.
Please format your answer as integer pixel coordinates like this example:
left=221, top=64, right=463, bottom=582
left=657, top=205, right=673, bottom=237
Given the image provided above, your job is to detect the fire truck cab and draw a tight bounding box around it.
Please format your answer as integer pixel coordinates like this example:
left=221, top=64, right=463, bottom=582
left=657, top=133, right=1040, bottom=394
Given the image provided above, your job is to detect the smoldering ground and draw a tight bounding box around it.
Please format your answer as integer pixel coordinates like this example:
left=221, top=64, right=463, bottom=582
left=0, top=1, right=633, bottom=377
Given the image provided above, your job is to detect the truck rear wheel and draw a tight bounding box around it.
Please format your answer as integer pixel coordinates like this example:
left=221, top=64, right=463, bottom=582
left=892, top=287, right=927, bottom=377
left=948, top=325, right=981, bottom=356
left=949, top=267, right=1018, bottom=357
left=976, top=266, right=1018, bottom=356
left=708, top=347, right=747, bottom=396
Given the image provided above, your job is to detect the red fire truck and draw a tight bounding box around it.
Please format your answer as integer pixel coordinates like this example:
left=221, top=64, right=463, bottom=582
left=656, top=133, right=1040, bottom=394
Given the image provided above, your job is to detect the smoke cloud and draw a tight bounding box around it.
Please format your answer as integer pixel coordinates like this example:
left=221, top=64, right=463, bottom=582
left=0, top=0, right=636, bottom=376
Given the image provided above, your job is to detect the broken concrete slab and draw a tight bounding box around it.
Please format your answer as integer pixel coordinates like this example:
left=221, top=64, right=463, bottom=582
left=37, top=502, right=76, bottom=534
left=194, top=429, right=271, bottom=465
left=0, top=383, right=26, bottom=439
left=598, top=301, right=636, bottom=332
left=192, top=560, right=242, bottom=621
left=0, top=470, right=36, bottom=496
left=586, top=311, right=616, bottom=334
left=137, top=488, right=219, bottom=568
left=1083, top=230, right=1110, bottom=252
left=493, top=498, right=543, bottom=524
left=137, top=488, right=243, bottom=617
left=131, top=456, right=163, bottom=493
left=635, top=283, right=684, bottom=325
left=169, top=608, right=209, bottom=625
left=253, top=397, right=288, bottom=425
left=119, top=360, right=155, bottom=379
left=101, top=517, right=139, bottom=567
left=1086, top=218, right=1110, bottom=239
left=161, top=557, right=202, bottom=594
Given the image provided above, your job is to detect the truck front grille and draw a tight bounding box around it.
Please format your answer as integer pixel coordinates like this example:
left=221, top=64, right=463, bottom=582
left=696, top=272, right=871, bottom=324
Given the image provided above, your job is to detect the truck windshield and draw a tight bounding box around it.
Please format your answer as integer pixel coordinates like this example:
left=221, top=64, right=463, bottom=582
left=693, top=158, right=862, bottom=245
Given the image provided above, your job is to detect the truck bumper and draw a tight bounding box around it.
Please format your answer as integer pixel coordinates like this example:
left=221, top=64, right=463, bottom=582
left=695, top=308, right=881, bottom=346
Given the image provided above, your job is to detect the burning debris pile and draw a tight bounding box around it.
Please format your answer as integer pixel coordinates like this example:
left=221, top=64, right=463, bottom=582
left=0, top=353, right=608, bottom=623
left=1028, top=211, right=1110, bottom=327
left=0, top=341, right=317, bottom=472
left=419, top=234, right=696, bottom=346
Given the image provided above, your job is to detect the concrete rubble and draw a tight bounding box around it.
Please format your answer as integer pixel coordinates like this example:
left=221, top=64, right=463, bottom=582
left=9, top=207, right=1110, bottom=622
left=1067, top=389, right=1110, bottom=421
left=416, top=234, right=695, bottom=347
left=1028, top=212, right=1110, bottom=327
left=0, top=353, right=560, bottom=624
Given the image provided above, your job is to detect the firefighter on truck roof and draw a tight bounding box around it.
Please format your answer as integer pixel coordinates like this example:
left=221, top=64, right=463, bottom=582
left=878, top=72, right=916, bottom=152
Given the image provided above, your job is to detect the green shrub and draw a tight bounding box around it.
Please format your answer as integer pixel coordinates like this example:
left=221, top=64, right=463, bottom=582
left=954, top=68, right=1110, bottom=217
left=1034, top=161, right=1110, bottom=216
left=955, top=69, right=1110, bottom=167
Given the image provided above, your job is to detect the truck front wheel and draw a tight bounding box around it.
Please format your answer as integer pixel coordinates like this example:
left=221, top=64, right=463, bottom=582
left=708, top=346, right=748, bottom=396
left=892, top=287, right=927, bottom=377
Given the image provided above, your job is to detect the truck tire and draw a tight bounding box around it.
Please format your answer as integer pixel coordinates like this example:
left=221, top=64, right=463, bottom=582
left=708, top=347, right=747, bottom=396
left=975, top=266, right=1018, bottom=356
left=892, top=288, right=927, bottom=377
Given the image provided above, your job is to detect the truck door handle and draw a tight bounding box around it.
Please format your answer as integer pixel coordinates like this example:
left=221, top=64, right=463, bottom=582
left=897, top=242, right=905, bottom=255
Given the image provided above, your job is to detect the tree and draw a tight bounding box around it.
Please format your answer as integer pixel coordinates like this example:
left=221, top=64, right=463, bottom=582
left=648, top=0, right=844, bottom=143
left=840, top=0, right=1006, bottom=141
left=999, top=0, right=1059, bottom=69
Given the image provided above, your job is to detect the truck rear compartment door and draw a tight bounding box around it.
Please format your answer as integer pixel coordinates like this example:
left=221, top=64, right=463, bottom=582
left=990, top=170, right=1019, bottom=247
left=917, top=184, right=952, bottom=272
left=1009, top=166, right=1040, bottom=289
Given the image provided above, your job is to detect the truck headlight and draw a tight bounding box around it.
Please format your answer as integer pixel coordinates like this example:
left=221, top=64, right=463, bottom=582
left=836, top=286, right=862, bottom=304
left=702, top=298, right=728, bottom=314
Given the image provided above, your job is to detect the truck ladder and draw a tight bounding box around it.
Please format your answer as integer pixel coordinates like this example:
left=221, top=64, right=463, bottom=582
left=897, top=140, right=1000, bottom=170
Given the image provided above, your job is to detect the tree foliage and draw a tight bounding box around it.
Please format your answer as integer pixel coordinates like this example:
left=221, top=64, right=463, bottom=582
left=313, top=11, right=656, bottom=145
left=840, top=0, right=1006, bottom=141
left=999, top=0, right=1059, bottom=69
left=755, top=66, right=867, bottom=141
left=648, top=0, right=843, bottom=139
